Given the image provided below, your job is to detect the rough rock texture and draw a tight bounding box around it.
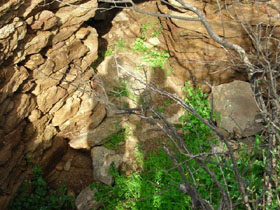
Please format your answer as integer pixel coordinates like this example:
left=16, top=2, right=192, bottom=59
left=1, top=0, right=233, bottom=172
left=0, top=0, right=99, bottom=208
left=75, top=186, right=100, bottom=210
left=91, top=146, right=123, bottom=185
left=1, top=0, right=279, bottom=209
left=212, top=80, right=263, bottom=137
left=157, top=0, right=280, bottom=91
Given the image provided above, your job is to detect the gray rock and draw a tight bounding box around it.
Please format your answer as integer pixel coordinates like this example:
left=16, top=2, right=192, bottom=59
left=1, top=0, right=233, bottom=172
left=91, top=146, right=122, bottom=185
left=211, top=80, right=263, bottom=137
left=75, top=186, right=100, bottom=210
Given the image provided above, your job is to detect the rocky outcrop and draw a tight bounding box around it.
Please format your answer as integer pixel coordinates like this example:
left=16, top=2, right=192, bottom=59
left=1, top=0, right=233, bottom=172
left=75, top=186, right=100, bottom=210
left=212, top=80, right=263, bottom=137
left=0, top=0, right=100, bottom=208
left=91, top=146, right=123, bottom=185
left=1, top=0, right=279, bottom=209
left=157, top=0, right=280, bottom=91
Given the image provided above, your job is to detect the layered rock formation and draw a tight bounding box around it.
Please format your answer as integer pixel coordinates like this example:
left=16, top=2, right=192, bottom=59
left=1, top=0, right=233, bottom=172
left=157, top=0, right=280, bottom=91
left=0, top=0, right=100, bottom=207
left=0, top=0, right=279, bottom=209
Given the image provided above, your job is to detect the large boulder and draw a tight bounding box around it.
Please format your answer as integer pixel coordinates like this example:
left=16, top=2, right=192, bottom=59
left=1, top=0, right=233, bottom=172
left=91, top=146, right=122, bottom=185
left=212, top=80, right=263, bottom=137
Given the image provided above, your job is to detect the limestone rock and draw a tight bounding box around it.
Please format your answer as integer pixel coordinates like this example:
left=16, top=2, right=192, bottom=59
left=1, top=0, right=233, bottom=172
left=91, top=146, right=122, bottom=185
left=4, top=94, right=36, bottom=133
left=0, top=17, right=27, bottom=64
left=68, top=40, right=89, bottom=61
left=75, top=186, right=100, bottom=210
left=24, top=54, right=45, bottom=70
left=37, top=86, right=67, bottom=113
left=0, top=66, right=29, bottom=104
left=31, top=10, right=58, bottom=30
left=69, top=116, right=121, bottom=150
left=52, top=95, right=81, bottom=127
left=212, top=80, right=263, bottom=137
left=24, top=31, right=52, bottom=55
left=0, top=0, right=99, bottom=208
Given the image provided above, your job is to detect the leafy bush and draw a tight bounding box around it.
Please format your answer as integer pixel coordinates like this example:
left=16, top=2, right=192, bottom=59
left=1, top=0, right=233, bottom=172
left=91, top=82, right=274, bottom=209
left=91, top=150, right=191, bottom=210
left=103, top=126, right=131, bottom=150
left=9, top=166, right=74, bottom=210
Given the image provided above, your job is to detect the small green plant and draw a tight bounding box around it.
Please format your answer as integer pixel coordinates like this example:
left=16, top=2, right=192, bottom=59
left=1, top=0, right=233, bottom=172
left=133, top=38, right=148, bottom=53
left=115, top=39, right=126, bottom=50
left=103, top=48, right=113, bottom=57
left=9, top=166, right=74, bottom=210
left=109, top=80, right=130, bottom=98
left=139, top=21, right=163, bottom=39
left=132, top=38, right=170, bottom=70
left=103, top=126, right=131, bottom=150
left=91, top=149, right=191, bottom=210
left=109, top=79, right=138, bottom=104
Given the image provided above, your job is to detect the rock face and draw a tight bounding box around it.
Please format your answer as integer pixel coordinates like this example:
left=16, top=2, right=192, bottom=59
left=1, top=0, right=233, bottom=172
left=157, top=0, right=280, bottom=91
left=0, top=0, right=99, bottom=208
left=91, top=146, right=122, bottom=185
left=212, top=81, right=263, bottom=137
left=0, top=0, right=279, bottom=209
left=75, top=186, right=100, bottom=210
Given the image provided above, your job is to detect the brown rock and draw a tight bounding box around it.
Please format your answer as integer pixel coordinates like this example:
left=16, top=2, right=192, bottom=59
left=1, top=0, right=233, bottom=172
left=212, top=80, right=263, bottom=137
left=52, top=95, right=81, bottom=127
left=37, top=86, right=67, bottom=113
left=76, top=27, right=90, bottom=40
left=31, top=10, right=57, bottom=30
left=0, top=66, right=29, bottom=104
left=91, top=146, right=122, bottom=185
left=68, top=39, right=89, bottom=61
left=69, top=116, right=122, bottom=150
left=52, top=25, right=80, bottom=44
left=25, top=31, right=52, bottom=55
left=24, top=54, right=45, bottom=70
left=4, top=94, right=36, bottom=132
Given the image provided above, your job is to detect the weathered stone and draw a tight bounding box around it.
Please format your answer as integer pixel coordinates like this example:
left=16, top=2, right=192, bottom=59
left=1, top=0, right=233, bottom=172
left=37, top=86, right=67, bottom=113
left=4, top=94, right=35, bottom=132
left=24, top=54, right=45, bottom=70
left=0, top=17, right=26, bottom=64
left=75, top=186, right=100, bottom=210
left=91, top=146, right=122, bottom=185
left=52, top=95, right=81, bottom=127
left=68, top=40, right=89, bottom=61
left=0, top=66, right=29, bottom=104
left=31, top=10, right=57, bottom=30
left=76, top=27, right=90, bottom=40
left=212, top=80, right=263, bottom=137
left=28, top=109, right=42, bottom=122
left=52, top=25, right=80, bottom=44
left=25, top=31, right=52, bottom=55
left=55, top=0, right=97, bottom=28
left=63, top=158, right=73, bottom=171
left=69, top=116, right=121, bottom=150
left=0, top=0, right=99, bottom=208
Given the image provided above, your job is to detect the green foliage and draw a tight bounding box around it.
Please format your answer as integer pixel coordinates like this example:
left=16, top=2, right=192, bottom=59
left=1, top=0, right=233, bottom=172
left=109, top=80, right=130, bottom=98
left=103, top=48, right=113, bottom=57
left=109, top=79, right=137, bottom=105
left=131, top=21, right=170, bottom=71
left=132, top=38, right=170, bottom=70
left=9, top=166, right=74, bottom=210
left=132, top=38, right=148, bottom=53
left=178, top=82, right=272, bottom=208
left=180, top=81, right=215, bottom=153
left=139, top=21, right=163, bottom=39
left=103, top=126, right=131, bottom=150
left=115, top=39, right=126, bottom=50
left=91, top=149, right=191, bottom=210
